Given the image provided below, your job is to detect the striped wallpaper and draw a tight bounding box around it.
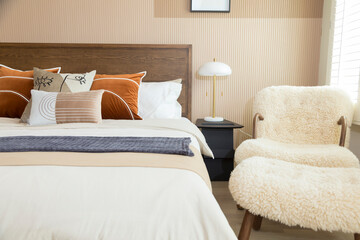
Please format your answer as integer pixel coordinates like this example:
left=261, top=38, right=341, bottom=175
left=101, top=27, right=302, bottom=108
left=155, top=0, right=323, bottom=18
left=0, top=0, right=323, bottom=146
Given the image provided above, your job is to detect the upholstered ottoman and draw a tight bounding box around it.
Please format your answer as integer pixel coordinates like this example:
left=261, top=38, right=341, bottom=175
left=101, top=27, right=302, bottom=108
left=229, top=157, right=360, bottom=240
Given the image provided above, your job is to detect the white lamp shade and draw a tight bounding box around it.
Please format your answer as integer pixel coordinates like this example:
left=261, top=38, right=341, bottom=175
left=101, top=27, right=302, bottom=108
left=198, top=62, right=232, bottom=76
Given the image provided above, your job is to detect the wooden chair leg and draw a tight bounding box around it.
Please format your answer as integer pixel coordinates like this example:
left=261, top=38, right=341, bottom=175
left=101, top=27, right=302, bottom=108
left=237, top=204, right=244, bottom=210
left=238, top=210, right=255, bottom=240
left=252, top=215, right=263, bottom=231
left=355, top=233, right=360, bottom=240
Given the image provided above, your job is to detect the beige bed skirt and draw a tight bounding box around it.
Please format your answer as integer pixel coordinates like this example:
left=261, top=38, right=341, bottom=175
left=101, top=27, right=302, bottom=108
left=0, top=147, right=211, bottom=190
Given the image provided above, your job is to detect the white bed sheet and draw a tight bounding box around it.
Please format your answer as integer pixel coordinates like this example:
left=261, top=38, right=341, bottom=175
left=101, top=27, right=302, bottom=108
left=0, top=118, right=237, bottom=240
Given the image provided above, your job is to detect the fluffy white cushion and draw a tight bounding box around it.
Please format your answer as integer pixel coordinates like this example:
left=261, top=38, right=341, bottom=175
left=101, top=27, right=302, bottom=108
left=229, top=157, right=360, bottom=233
left=138, top=80, right=182, bottom=119
left=253, top=86, right=354, bottom=146
left=235, top=138, right=360, bottom=168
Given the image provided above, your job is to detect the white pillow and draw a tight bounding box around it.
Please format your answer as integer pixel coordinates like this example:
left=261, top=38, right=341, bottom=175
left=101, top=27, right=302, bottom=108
left=59, top=71, right=96, bottom=92
left=138, top=79, right=182, bottom=119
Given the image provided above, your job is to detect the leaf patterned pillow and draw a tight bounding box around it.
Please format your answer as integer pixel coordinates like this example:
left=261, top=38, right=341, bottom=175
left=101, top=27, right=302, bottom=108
left=33, top=67, right=95, bottom=92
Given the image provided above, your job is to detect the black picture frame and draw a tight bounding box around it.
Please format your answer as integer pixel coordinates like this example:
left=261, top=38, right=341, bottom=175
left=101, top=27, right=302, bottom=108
left=190, top=0, right=231, bottom=13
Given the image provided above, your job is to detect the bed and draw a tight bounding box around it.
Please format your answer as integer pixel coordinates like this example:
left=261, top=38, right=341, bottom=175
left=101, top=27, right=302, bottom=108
left=0, top=43, right=237, bottom=240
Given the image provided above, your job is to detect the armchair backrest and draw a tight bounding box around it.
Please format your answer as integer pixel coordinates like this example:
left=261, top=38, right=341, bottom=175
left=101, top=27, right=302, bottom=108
left=253, top=86, right=354, bottom=145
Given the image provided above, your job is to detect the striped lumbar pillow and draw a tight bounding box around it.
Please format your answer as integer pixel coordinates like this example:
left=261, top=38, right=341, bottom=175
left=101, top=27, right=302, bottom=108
left=28, top=90, right=104, bottom=126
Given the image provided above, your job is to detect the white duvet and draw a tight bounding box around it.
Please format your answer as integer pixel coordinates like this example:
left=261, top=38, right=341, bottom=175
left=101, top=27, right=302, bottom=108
left=0, top=118, right=236, bottom=240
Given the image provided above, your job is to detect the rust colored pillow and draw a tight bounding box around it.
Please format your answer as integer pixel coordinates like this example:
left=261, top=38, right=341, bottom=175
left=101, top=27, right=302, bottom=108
left=0, top=64, right=61, bottom=118
left=91, top=72, right=146, bottom=120
left=0, top=64, right=60, bottom=77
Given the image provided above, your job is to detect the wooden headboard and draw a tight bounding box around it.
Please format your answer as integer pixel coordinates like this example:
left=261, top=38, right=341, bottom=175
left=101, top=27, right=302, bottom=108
left=0, top=43, right=192, bottom=119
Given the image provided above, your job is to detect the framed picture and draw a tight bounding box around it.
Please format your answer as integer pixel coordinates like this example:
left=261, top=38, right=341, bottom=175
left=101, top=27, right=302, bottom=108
left=190, top=0, right=231, bottom=13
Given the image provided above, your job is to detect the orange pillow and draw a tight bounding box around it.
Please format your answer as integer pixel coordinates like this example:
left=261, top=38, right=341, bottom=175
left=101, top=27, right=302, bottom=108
left=0, top=65, right=61, bottom=118
left=0, top=64, right=60, bottom=77
left=90, top=72, right=146, bottom=120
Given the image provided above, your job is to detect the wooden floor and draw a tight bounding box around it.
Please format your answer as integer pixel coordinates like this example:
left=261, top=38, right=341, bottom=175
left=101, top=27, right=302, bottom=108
left=212, top=181, right=353, bottom=240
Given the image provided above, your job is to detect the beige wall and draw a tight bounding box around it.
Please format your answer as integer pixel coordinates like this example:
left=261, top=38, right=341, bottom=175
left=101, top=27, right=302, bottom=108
left=155, top=0, right=323, bottom=18
left=0, top=0, right=323, bottom=146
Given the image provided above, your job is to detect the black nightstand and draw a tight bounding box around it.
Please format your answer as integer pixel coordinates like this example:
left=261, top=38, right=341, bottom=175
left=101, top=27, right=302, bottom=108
left=196, top=119, right=244, bottom=181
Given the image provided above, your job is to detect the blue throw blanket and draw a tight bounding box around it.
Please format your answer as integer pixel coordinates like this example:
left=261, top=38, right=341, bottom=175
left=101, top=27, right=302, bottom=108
left=0, top=136, right=194, bottom=156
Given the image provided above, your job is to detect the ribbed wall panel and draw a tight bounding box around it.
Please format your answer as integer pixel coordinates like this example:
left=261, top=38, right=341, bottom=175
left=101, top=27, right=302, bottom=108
left=0, top=0, right=323, bottom=146
left=155, top=0, right=323, bottom=18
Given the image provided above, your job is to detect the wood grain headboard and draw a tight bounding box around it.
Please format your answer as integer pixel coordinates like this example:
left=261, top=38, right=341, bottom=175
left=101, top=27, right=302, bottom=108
left=0, top=43, right=192, bottom=119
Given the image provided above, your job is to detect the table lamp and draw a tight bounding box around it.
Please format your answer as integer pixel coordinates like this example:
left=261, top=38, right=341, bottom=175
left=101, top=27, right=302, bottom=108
left=198, top=58, right=232, bottom=122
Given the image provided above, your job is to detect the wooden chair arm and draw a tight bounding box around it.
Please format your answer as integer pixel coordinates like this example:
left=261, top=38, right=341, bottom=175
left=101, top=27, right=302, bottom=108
left=252, top=113, right=264, bottom=139
left=337, top=116, right=347, bottom=147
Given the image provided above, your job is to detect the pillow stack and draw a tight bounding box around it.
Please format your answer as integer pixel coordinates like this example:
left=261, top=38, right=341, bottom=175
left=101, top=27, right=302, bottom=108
left=21, top=68, right=96, bottom=122
left=0, top=64, right=184, bottom=126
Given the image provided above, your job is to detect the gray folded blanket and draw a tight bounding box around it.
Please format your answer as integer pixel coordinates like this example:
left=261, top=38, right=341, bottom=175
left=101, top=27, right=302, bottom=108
left=0, top=136, right=194, bottom=156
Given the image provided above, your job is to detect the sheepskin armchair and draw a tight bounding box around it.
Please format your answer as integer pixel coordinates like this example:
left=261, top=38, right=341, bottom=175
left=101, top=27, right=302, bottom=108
left=235, top=86, right=359, bottom=168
